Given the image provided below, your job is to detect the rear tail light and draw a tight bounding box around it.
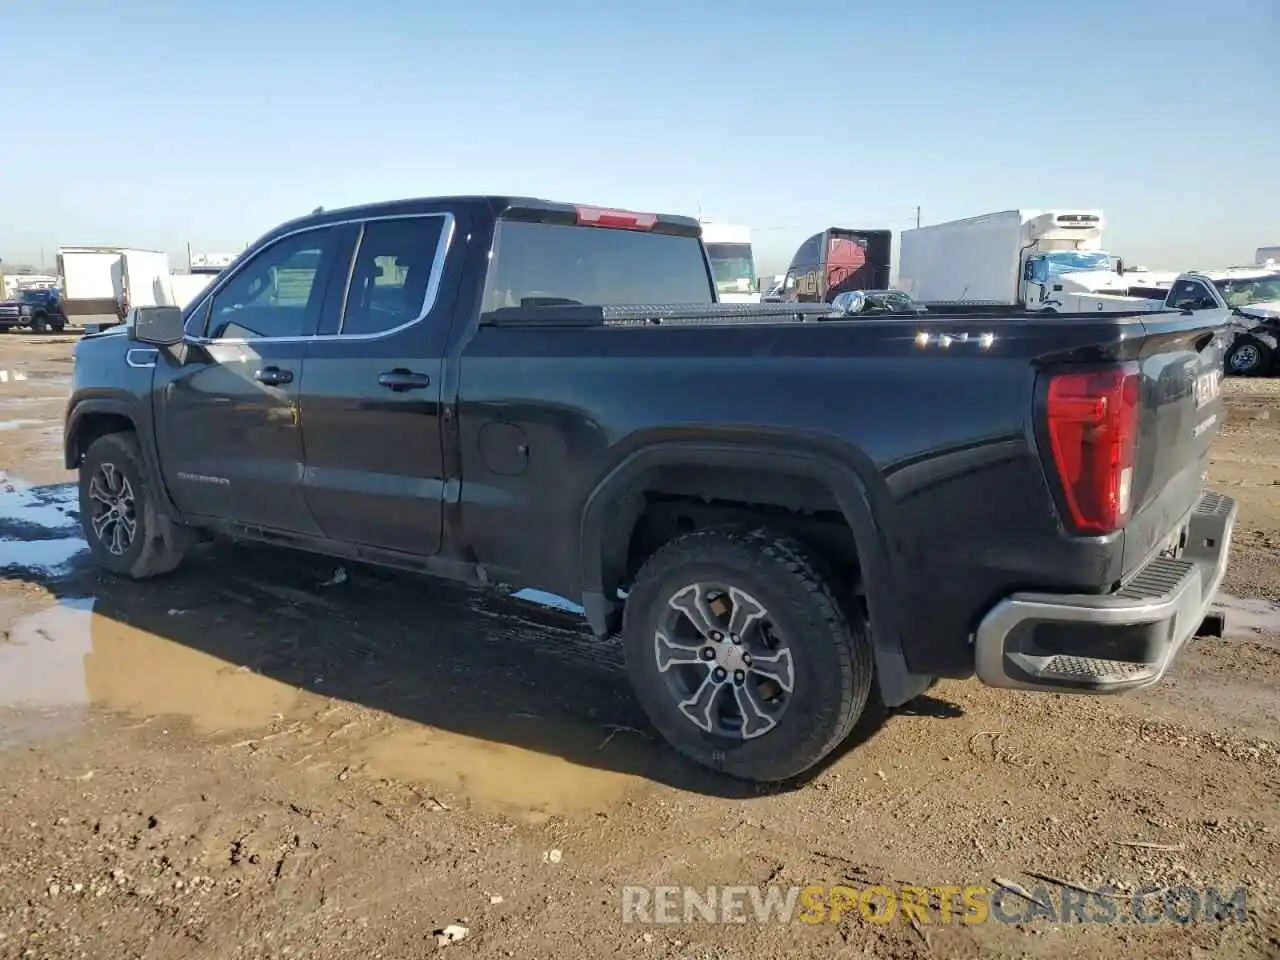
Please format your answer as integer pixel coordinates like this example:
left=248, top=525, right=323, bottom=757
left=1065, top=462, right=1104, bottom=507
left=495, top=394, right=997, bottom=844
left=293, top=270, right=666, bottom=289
left=1044, top=364, right=1140, bottom=535
left=575, top=206, right=658, bottom=231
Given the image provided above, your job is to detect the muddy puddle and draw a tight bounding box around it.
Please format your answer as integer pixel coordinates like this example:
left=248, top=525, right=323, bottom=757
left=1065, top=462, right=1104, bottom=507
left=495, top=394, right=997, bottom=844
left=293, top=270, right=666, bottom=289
left=1213, top=593, right=1280, bottom=645
left=0, top=596, right=655, bottom=822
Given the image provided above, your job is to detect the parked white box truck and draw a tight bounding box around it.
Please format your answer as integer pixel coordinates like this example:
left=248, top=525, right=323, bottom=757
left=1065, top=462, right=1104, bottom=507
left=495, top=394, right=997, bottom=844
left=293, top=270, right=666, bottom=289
left=57, top=246, right=176, bottom=329
left=897, top=210, right=1175, bottom=314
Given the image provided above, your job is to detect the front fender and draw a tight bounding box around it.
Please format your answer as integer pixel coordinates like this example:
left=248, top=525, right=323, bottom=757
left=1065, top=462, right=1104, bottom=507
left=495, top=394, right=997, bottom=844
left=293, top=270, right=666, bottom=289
left=64, top=393, right=146, bottom=469
left=63, top=386, right=180, bottom=520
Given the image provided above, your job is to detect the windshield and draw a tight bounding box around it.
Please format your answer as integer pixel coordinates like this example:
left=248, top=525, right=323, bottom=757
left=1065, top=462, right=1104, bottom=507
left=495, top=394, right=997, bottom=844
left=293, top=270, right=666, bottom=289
left=1042, top=250, right=1114, bottom=279
left=1213, top=273, right=1280, bottom=308
left=19, top=289, right=50, bottom=302
left=704, top=242, right=756, bottom=295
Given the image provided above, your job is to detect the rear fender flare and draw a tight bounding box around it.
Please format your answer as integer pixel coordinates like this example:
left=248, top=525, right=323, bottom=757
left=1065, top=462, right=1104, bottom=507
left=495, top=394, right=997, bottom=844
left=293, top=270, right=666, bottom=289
left=576, top=437, right=930, bottom=707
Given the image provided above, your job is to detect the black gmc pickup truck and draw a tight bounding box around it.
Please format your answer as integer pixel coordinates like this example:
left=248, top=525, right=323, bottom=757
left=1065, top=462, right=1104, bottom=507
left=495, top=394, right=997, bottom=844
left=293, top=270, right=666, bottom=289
left=64, top=195, right=1236, bottom=782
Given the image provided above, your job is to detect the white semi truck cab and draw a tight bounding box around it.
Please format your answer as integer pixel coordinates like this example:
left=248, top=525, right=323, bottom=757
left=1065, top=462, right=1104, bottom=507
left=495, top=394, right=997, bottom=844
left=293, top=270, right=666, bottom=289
left=1008, top=211, right=1177, bottom=309
left=699, top=221, right=760, bottom=303
left=1022, top=212, right=1114, bottom=300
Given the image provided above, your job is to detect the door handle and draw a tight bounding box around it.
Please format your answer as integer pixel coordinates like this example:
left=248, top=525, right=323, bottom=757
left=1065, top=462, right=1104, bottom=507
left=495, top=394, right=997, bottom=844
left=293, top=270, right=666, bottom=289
left=378, top=369, right=431, bottom=391
left=254, top=366, right=293, bottom=386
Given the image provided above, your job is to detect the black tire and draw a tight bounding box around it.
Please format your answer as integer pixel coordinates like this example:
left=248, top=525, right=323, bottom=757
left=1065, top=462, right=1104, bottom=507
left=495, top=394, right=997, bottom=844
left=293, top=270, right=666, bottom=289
left=79, top=432, right=189, bottom=578
left=50, top=319, right=66, bottom=333
left=1225, top=335, right=1272, bottom=377
left=30, top=313, right=48, bottom=333
left=621, top=526, right=874, bottom=782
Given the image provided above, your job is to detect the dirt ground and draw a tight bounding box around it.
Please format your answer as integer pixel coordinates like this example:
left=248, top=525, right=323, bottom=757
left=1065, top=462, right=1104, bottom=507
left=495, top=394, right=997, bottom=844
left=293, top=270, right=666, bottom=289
left=1, top=330, right=1278, bottom=960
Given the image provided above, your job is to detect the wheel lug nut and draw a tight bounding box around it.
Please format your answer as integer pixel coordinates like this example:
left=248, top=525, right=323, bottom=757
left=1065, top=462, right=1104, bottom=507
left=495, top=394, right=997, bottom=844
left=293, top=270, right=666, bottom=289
left=709, top=631, right=723, bottom=642
left=700, top=647, right=715, bottom=661
left=730, top=634, right=742, bottom=645
left=712, top=667, right=727, bottom=682
left=742, top=654, right=752, bottom=666
left=733, top=670, right=745, bottom=684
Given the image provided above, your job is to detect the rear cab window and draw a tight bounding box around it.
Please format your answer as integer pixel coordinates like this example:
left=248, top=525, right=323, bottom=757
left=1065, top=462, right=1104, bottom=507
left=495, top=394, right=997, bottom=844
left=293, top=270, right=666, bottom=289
left=340, top=216, right=449, bottom=336
left=481, top=216, right=715, bottom=313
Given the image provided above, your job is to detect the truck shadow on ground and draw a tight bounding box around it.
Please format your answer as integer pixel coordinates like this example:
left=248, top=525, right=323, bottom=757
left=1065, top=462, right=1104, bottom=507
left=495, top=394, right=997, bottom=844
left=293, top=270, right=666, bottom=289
left=6, top=512, right=964, bottom=801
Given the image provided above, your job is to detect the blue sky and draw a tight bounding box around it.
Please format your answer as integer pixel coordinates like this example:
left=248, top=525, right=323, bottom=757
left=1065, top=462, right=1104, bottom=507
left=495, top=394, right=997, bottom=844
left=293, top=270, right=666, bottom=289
left=1, top=0, right=1275, bottom=276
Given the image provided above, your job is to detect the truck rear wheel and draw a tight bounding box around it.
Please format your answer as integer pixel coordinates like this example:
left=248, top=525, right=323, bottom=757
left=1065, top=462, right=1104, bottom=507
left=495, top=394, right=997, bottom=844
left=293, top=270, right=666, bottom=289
left=621, top=526, right=873, bottom=782
left=79, top=432, right=189, bottom=579
left=30, top=313, right=47, bottom=333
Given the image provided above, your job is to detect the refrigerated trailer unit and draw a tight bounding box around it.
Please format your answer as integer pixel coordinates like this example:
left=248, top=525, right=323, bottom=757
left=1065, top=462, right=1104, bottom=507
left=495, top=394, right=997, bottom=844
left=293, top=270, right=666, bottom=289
left=897, top=210, right=1171, bottom=313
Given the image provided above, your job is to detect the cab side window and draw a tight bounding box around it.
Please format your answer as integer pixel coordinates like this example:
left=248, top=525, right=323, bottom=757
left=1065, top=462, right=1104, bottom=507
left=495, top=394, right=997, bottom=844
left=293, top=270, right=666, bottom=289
left=339, top=216, right=448, bottom=336
left=204, top=227, right=335, bottom=340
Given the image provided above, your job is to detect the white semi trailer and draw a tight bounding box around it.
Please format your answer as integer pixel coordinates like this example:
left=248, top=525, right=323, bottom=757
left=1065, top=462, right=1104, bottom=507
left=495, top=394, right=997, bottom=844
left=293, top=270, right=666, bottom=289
left=897, top=209, right=1175, bottom=314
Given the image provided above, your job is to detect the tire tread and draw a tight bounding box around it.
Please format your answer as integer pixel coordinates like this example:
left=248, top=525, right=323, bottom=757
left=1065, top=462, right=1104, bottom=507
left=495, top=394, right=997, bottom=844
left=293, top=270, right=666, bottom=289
left=622, top=525, right=874, bottom=782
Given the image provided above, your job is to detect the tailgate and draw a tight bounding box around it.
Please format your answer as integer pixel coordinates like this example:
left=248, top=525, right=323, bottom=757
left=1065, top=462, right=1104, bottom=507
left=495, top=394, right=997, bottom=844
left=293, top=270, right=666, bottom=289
left=1121, top=315, right=1226, bottom=575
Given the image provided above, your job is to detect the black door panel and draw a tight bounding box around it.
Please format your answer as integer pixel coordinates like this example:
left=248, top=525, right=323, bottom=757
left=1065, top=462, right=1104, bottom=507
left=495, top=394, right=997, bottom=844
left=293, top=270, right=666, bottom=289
left=298, top=212, right=460, bottom=554
left=154, top=224, right=354, bottom=534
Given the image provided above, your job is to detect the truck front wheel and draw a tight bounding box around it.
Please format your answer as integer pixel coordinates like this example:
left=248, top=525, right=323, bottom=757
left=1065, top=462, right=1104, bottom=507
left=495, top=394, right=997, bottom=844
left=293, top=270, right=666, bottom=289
left=79, top=432, right=189, bottom=578
left=1225, top=335, right=1272, bottom=377
left=621, top=526, right=874, bottom=782
left=30, top=313, right=48, bottom=333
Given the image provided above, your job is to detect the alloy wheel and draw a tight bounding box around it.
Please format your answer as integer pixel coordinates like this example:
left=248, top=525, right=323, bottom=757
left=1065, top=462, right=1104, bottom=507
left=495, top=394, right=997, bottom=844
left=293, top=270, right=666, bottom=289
left=87, top=462, right=137, bottom=556
left=652, top=582, right=796, bottom=740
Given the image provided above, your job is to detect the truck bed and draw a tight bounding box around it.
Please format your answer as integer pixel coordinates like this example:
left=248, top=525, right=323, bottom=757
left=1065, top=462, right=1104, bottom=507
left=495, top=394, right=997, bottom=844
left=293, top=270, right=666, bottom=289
left=468, top=301, right=1226, bottom=670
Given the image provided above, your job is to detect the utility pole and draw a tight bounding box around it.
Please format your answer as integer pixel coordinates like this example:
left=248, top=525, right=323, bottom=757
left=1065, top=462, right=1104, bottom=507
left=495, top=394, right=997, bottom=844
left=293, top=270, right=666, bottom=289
left=914, top=206, right=921, bottom=229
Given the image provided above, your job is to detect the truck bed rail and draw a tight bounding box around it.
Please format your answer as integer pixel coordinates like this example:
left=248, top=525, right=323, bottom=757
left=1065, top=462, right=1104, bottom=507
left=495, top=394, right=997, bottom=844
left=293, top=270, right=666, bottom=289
left=480, top=302, right=835, bottom=328
left=479, top=302, right=1195, bottom=329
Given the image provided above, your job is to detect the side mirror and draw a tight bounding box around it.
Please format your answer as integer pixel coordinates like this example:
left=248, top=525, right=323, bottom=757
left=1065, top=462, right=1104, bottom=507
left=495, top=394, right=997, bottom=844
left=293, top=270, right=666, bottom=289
left=129, top=305, right=185, bottom=345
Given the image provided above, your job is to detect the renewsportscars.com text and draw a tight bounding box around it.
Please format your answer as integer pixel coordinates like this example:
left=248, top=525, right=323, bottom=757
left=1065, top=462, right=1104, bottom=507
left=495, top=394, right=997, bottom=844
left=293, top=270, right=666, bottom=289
left=621, top=883, right=1248, bottom=926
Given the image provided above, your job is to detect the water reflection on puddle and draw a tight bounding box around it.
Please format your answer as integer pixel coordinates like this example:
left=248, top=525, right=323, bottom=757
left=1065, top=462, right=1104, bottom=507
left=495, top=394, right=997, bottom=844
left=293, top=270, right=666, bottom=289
left=0, top=478, right=85, bottom=574
left=0, top=598, right=649, bottom=820
left=0, top=598, right=95, bottom=710
left=0, top=598, right=302, bottom=732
